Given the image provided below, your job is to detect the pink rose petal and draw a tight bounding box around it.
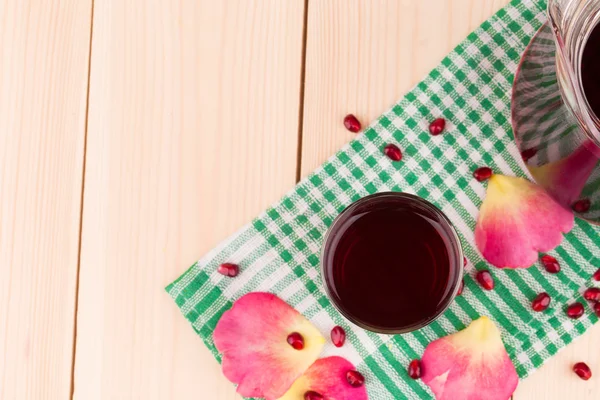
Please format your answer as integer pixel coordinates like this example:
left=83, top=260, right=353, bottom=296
left=214, top=293, right=325, bottom=399
left=529, top=143, right=599, bottom=207
left=475, top=174, right=573, bottom=268
left=422, top=316, right=518, bottom=400
left=279, top=356, right=368, bottom=400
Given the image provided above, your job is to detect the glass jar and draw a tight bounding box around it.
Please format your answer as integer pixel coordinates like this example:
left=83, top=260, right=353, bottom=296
left=512, top=0, right=600, bottom=224
left=549, top=0, right=600, bottom=138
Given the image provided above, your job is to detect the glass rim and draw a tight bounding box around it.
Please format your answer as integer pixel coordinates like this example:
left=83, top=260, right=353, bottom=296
left=320, top=191, right=464, bottom=335
left=548, top=0, right=600, bottom=144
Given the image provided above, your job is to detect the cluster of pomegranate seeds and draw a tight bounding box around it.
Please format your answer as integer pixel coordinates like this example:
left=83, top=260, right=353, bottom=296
left=217, top=263, right=239, bottom=277
left=286, top=332, right=305, bottom=350
left=331, top=326, right=346, bottom=348
left=594, top=269, right=600, bottom=281
left=476, top=270, right=495, bottom=290
left=428, top=118, right=446, bottom=135
left=531, top=292, right=551, bottom=312
left=457, top=279, right=464, bottom=296
left=573, top=362, right=592, bottom=381
left=384, top=143, right=403, bottom=161
left=304, top=390, right=324, bottom=400
left=473, top=166, right=493, bottom=182
left=584, top=287, right=600, bottom=302
left=521, top=148, right=538, bottom=162
left=346, top=370, right=365, bottom=387
left=541, top=255, right=561, bottom=274
left=407, top=359, right=422, bottom=379
left=343, top=114, right=362, bottom=133
left=566, top=302, right=585, bottom=319
left=572, top=198, right=591, bottom=213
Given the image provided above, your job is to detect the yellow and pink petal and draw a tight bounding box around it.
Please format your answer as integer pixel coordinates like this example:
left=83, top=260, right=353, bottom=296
left=421, top=316, right=518, bottom=400
left=475, top=174, right=573, bottom=268
left=214, top=292, right=326, bottom=400
left=278, top=356, right=369, bottom=400
left=529, top=143, right=599, bottom=207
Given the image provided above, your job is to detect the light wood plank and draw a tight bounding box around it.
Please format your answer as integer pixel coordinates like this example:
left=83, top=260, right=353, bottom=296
left=0, top=1, right=92, bottom=399
left=302, top=1, right=600, bottom=400
left=72, top=1, right=306, bottom=398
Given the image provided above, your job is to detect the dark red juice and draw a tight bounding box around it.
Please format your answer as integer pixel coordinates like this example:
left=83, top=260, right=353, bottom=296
left=322, top=193, right=462, bottom=333
left=582, top=23, right=600, bottom=118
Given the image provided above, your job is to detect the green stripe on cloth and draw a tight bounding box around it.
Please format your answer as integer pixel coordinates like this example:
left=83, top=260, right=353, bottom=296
left=166, top=1, right=600, bottom=398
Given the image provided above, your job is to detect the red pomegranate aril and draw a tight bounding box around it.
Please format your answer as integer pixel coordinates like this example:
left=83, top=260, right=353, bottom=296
left=521, top=148, right=538, bottom=162
left=541, top=255, right=561, bottom=274
left=531, top=292, right=551, bottom=312
left=344, top=114, right=362, bottom=133
left=346, top=370, right=365, bottom=387
left=457, top=279, right=464, bottom=296
left=584, top=287, right=600, bottom=302
left=473, top=167, right=493, bottom=182
left=476, top=270, right=494, bottom=290
left=331, top=326, right=346, bottom=348
left=287, top=332, right=305, bottom=350
left=304, top=390, right=324, bottom=400
left=566, top=302, right=585, bottom=319
left=384, top=143, right=402, bottom=161
left=572, top=199, right=591, bottom=213
left=217, top=263, right=239, bottom=277
left=594, top=269, right=600, bottom=281
left=594, top=302, right=600, bottom=317
left=573, top=362, right=592, bottom=381
left=463, top=257, right=468, bottom=267
left=429, top=118, right=446, bottom=135
left=408, top=359, right=421, bottom=379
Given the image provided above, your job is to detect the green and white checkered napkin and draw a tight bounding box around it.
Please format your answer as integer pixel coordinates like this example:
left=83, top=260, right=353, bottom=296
left=167, top=0, right=600, bottom=398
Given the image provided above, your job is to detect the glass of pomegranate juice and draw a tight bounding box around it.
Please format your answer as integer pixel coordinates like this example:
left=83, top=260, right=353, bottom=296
left=321, top=192, right=463, bottom=334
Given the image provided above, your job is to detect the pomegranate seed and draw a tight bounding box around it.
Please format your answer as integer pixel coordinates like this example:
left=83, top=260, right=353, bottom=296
left=521, top=148, right=538, bottom=162
left=594, top=302, right=600, bottom=317
left=541, top=255, right=561, bottom=274
left=572, top=199, right=591, bottom=213
left=457, top=279, right=464, bottom=296
left=463, top=257, right=468, bottom=267
left=408, top=359, right=421, bottom=379
left=346, top=370, right=365, bottom=387
left=287, top=332, right=304, bottom=350
left=476, top=270, right=494, bottom=290
left=343, top=114, right=361, bottom=133
left=594, top=269, right=600, bottom=281
left=573, top=362, right=592, bottom=381
left=331, top=326, right=346, bottom=348
left=584, top=287, right=600, bottom=302
left=473, top=167, right=493, bottom=182
left=384, top=143, right=402, bottom=161
left=531, top=292, right=551, bottom=312
left=217, top=263, right=239, bottom=277
left=566, top=302, right=585, bottom=319
left=304, top=391, right=324, bottom=400
left=428, top=118, right=446, bottom=135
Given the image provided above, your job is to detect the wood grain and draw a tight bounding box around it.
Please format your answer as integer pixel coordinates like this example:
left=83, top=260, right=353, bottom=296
left=72, top=0, right=305, bottom=398
left=0, top=0, right=91, bottom=399
left=0, top=1, right=92, bottom=399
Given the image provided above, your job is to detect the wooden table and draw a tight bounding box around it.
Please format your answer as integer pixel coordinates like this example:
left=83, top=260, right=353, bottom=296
left=1, top=1, right=599, bottom=399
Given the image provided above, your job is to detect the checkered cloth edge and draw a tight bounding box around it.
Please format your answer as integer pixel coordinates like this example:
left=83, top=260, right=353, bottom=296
left=167, top=1, right=600, bottom=398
